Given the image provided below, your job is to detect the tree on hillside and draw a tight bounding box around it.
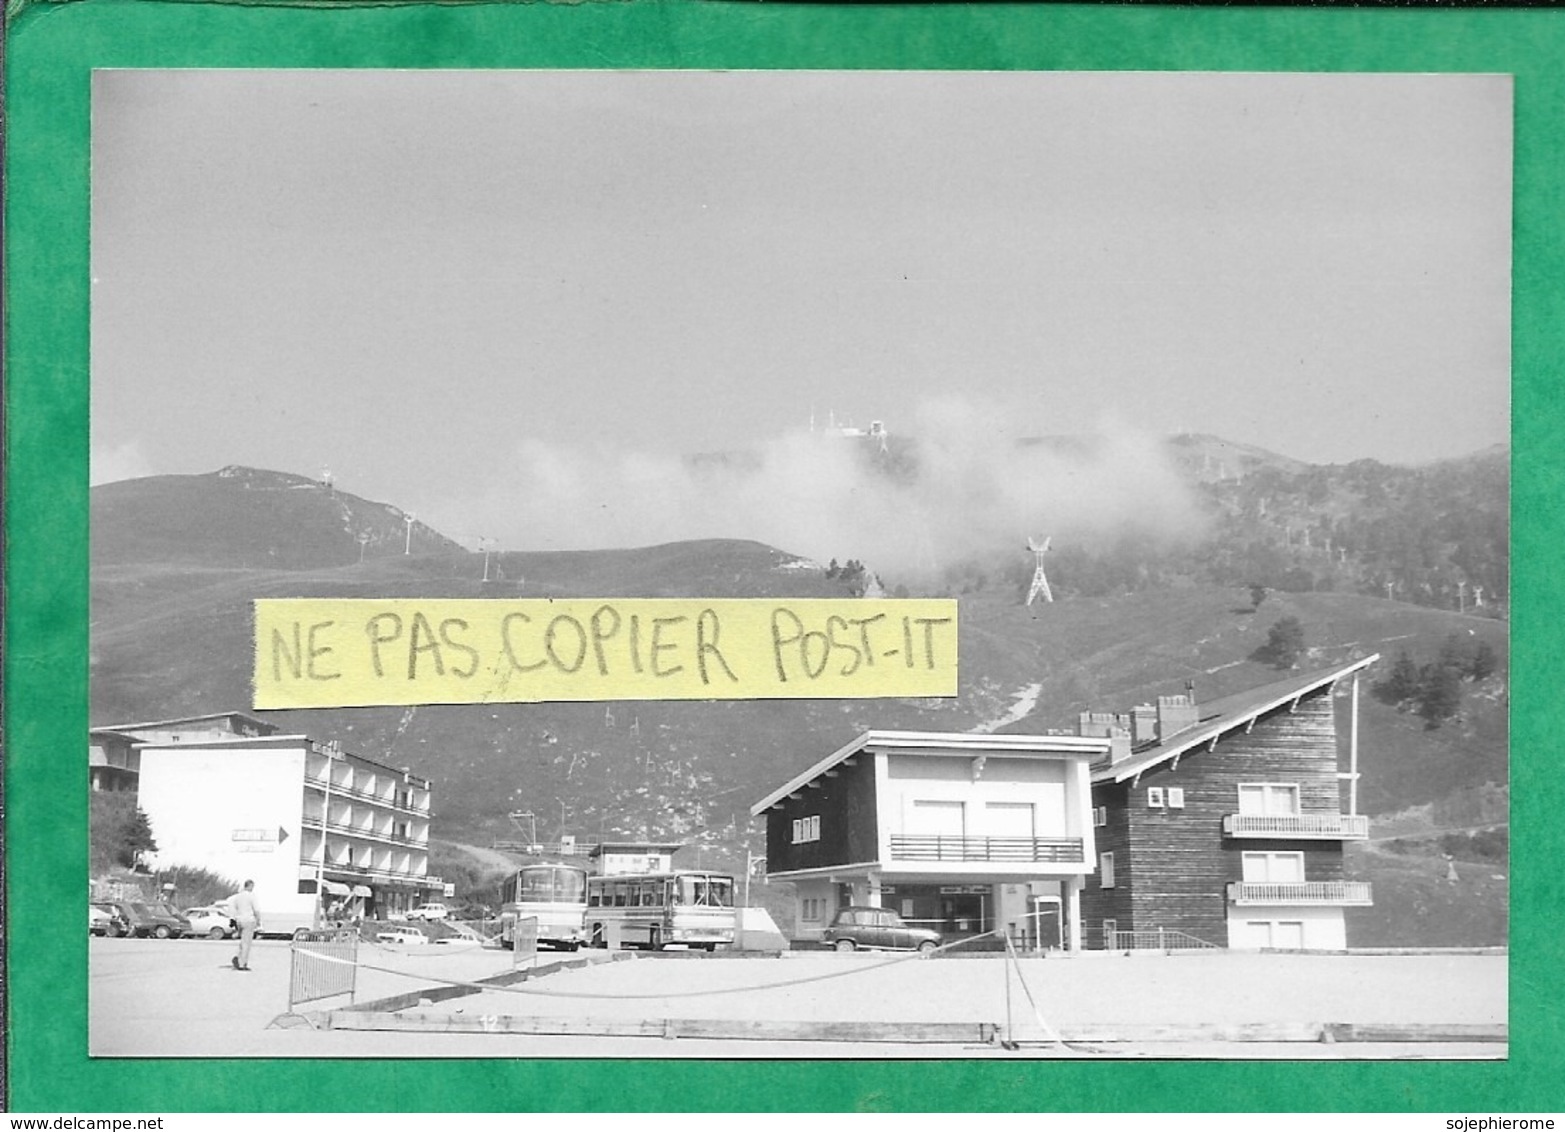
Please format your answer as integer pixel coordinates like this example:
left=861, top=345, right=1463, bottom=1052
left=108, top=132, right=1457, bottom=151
left=1376, top=650, right=1422, bottom=705
left=1255, top=616, right=1306, bottom=670
left=89, top=793, right=158, bottom=872
left=1468, top=640, right=1499, bottom=681
left=1417, top=662, right=1465, bottom=728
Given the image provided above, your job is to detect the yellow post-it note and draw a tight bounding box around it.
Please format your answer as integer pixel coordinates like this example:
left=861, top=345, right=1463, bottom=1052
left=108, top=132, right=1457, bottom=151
left=254, top=598, right=957, bottom=708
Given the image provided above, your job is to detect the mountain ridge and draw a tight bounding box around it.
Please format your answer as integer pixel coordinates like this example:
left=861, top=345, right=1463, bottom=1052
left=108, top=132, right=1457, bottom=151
left=88, top=439, right=1510, bottom=944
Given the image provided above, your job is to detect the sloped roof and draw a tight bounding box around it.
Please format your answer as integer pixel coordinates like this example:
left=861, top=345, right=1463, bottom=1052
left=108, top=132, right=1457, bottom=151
left=1094, top=654, right=1380, bottom=784
left=750, top=729, right=1109, bottom=815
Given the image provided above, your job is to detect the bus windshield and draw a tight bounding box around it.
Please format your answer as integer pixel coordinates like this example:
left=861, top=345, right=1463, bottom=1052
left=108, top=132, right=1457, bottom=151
left=518, top=868, right=586, bottom=903
left=676, top=875, right=734, bottom=908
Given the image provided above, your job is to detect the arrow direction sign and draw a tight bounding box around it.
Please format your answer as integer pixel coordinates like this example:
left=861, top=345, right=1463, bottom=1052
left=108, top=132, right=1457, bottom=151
left=231, top=827, right=290, bottom=853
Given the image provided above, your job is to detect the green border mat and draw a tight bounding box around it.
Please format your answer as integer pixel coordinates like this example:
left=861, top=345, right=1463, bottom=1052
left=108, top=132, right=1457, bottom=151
left=6, top=0, right=1558, bottom=1112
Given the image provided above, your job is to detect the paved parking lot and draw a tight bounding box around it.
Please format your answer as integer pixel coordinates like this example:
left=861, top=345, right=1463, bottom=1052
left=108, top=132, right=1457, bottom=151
left=88, top=936, right=1506, bottom=1059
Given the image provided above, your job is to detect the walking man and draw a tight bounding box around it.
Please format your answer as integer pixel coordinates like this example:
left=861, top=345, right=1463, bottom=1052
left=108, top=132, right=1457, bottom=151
left=226, top=880, right=262, bottom=970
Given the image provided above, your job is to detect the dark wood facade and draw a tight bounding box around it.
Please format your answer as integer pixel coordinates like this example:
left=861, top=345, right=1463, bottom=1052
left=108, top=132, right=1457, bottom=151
left=1079, top=688, right=1349, bottom=947
left=764, top=754, right=879, bottom=874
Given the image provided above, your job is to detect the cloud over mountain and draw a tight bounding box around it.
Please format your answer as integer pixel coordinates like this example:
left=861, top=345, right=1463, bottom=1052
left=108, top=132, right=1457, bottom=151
left=427, top=396, right=1205, bottom=577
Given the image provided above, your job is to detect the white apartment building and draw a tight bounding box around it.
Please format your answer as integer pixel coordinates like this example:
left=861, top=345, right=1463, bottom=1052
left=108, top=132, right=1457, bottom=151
left=96, top=712, right=443, bottom=932
left=752, top=730, right=1106, bottom=951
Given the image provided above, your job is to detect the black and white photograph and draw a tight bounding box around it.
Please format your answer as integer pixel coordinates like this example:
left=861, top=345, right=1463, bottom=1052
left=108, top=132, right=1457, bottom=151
left=88, top=68, right=1510, bottom=1059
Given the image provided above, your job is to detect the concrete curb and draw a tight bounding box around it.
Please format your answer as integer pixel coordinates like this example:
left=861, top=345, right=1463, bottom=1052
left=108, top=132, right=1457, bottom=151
left=319, top=1012, right=1506, bottom=1046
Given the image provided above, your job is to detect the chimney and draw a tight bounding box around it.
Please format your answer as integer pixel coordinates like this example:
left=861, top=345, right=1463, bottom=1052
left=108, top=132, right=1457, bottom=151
left=1109, top=728, right=1132, bottom=765
left=1076, top=711, right=1120, bottom=738
left=1131, top=704, right=1158, bottom=746
left=1156, top=688, right=1200, bottom=742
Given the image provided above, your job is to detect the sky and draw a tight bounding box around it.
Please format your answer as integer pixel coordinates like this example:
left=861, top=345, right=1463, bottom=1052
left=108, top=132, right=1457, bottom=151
left=91, top=69, right=1512, bottom=563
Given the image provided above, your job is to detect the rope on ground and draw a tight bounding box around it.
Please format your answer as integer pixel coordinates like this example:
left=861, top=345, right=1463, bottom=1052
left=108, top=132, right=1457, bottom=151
left=295, top=931, right=1004, bottom=1002
left=1002, top=933, right=1069, bottom=1048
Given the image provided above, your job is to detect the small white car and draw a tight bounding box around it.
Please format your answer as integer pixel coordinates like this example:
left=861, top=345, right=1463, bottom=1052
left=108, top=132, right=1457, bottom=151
left=405, top=903, right=450, bottom=921
left=183, top=905, right=238, bottom=940
left=376, top=927, right=427, bottom=946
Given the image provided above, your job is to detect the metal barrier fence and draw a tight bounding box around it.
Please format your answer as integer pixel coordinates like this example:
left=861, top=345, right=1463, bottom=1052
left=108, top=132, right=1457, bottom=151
left=1106, top=928, right=1218, bottom=952
left=289, top=928, right=360, bottom=1011
left=511, top=916, right=538, bottom=967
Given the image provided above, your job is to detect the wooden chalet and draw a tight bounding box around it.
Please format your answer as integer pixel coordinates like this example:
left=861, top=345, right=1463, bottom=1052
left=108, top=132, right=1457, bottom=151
left=1078, top=655, right=1379, bottom=951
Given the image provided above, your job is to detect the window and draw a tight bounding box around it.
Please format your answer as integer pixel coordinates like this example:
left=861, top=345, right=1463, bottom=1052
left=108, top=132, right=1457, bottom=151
left=1242, top=851, right=1305, bottom=883
left=792, top=816, right=822, bottom=844
left=1237, top=783, right=1300, bottom=816
left=1147, top=787, right=1165, bottom=808
left=1099, top=851, right=1116, bottom=888
left=1092, top=806, right=1107, bottom=827
left=984, top=802, right=1035, bottom=838
left=1167, top=787, right=1185, bottom=809
left=909, top=799, right=966, bottom=837
left=1247, top=920, right=1306, bottom=949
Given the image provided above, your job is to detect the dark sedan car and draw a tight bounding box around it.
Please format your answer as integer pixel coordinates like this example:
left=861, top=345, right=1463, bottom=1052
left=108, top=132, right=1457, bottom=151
left=91, top=902, right=131, bottom=937
left=102, top=900, right=190, bottom=939
left=821, top=906, right=942, bottom=953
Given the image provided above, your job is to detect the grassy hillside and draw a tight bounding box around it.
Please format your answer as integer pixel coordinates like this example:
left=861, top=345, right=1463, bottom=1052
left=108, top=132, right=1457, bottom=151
left=89, top=459, right=1509, bottom=946
left=92, top=554, right=1506, bottom=834
left=91, top=466, right=463, bottom=570
left=1346, top=840, right=1508, bottom=948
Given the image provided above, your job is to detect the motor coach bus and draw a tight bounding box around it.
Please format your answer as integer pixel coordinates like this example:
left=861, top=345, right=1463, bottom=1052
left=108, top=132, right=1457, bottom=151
left=585, top=870, right=736, bottom=951
left=499, top=863, right=589, bottom=951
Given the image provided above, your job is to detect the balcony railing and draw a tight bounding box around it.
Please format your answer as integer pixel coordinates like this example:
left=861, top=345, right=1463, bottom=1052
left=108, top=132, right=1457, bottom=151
left=888, top=835, right=1084, bottom=864
left=1227, top=881, right=1373, bottom=906
left=303, top=773, right=431, bottom=815
left=300, top=814, right=429, bottom=847
left=1223, top=814, right=1370, bottom=840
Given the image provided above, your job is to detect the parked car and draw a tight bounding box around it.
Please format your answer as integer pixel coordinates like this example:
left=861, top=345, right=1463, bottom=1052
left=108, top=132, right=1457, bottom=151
left=183, top=905, right=237, bottom=940
left=103, top=900, right=191, bottom=939
left=91, top=902, right=130, bottom=937
left=405, top=903, right=450, bottom=922
left=375, top=927, right=427, bottom=946
left=822, top=906, right=942, bottom=954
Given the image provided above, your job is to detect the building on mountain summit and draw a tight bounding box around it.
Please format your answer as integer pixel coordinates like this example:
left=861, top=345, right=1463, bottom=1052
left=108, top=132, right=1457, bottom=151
left=1078, top=654, right=1378, bottom=951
